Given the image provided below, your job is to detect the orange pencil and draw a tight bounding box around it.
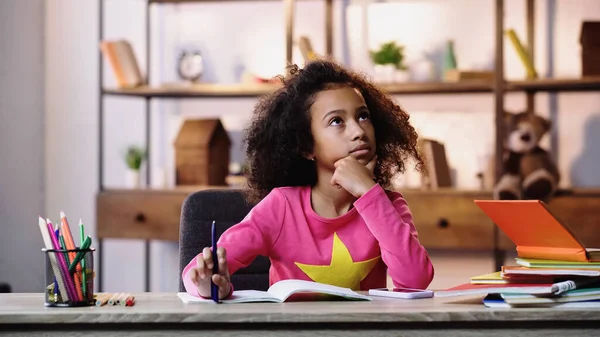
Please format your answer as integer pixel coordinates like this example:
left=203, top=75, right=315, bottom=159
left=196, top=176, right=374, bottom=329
left=60, top=211, right=84, bottom=302
left=60, top=211, right=78, bottom=262
left=71, top=269, right=84, bottom=302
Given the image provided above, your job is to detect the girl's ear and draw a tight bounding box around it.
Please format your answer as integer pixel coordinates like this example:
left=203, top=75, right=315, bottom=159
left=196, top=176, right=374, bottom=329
left=303, top=153, right=316, bottom=161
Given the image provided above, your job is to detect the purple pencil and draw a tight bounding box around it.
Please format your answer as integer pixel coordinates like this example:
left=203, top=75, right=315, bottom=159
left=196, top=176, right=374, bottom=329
left=46, top=219, right=78, bottom=302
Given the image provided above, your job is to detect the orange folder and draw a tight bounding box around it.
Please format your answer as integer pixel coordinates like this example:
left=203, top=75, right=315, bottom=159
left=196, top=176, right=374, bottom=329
left=474, top=200, right=600, bottom=263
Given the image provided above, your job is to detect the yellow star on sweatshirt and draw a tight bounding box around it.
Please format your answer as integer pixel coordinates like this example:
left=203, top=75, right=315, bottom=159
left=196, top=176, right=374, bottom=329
left=294, top=233, right=380, bottom=290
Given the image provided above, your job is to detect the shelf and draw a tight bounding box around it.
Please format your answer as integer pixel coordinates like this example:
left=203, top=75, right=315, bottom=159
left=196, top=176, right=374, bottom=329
left=507, top=77, right=600, bottom=92
left=384, top=77, right=600, bottom=94
left=381, top=81, right=493, bottom=95
left=103, top=78, right=600, bottom=99
left=103, top=83, right=281, bottom=98
left=149, top=0, right=286, bottom=3
left=103, top=81, right=496, bottom=99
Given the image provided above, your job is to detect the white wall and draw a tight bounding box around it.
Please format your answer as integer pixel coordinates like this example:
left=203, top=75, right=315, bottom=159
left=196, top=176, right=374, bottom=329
left=40, top=0, right=600, bottom=293
left=0, top=0, right=45, bottom=292
left=45, top=0, right=99, bottom=291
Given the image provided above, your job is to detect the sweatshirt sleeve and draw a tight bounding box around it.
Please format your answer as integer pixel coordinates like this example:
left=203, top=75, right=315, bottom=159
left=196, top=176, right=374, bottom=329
left=353, top=184, right=434, bottom=290
left=181, top=189, right=286, bottom=297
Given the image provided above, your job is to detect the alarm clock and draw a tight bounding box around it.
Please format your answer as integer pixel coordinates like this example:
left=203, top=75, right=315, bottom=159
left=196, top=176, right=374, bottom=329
left=177, top=50, right=204, bottom=82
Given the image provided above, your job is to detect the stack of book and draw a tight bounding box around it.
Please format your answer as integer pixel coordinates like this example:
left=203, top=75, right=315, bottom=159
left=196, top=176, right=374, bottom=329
left=435, top=200, right=600, bottom=308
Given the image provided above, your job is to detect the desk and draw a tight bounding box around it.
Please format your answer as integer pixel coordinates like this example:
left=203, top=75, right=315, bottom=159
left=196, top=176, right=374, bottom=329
left=1, top=293, right=599, bottom=337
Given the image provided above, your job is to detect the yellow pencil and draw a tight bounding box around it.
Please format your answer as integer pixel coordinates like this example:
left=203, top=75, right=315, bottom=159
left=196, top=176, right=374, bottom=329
left=95, top=293, right=111, bottom=306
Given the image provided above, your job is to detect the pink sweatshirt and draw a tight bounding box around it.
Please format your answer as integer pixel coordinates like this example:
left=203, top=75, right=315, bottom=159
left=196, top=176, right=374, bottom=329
left=182, top=184, right=434, bottom=297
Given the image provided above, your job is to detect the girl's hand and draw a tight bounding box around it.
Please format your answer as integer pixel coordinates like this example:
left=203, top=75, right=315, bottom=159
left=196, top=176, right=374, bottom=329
left=189, top=247, right=232, bottom=299
left=331, top=155, right=377, bottom=198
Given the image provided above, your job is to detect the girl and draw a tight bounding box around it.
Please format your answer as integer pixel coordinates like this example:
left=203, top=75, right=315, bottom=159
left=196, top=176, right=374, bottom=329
left=182, top=59, right=434, bottom=299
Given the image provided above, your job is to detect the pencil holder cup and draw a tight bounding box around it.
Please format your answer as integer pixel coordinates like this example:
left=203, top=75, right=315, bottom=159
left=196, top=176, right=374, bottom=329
left=43, top=248, right=95, bottom=307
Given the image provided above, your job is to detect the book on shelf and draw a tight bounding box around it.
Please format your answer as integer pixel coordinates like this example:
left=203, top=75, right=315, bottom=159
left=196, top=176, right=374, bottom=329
left=443, top=69, right=494, bottom=82
left=100, top=39, right=144, bottom=89
left=505, top=28, right=538, bottom=79
left=418, top=139, right=452, bottom=190
left=298, top=36, right=318, bottom=63
left=177, top=279, right=371, bottom=304
left=474, top=199, right=600, bottom=263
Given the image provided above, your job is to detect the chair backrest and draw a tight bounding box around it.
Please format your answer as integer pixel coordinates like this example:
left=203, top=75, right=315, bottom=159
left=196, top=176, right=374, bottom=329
left=178, top=188, right=271, bottom=292
left=0, top=283, right=11, bottom=293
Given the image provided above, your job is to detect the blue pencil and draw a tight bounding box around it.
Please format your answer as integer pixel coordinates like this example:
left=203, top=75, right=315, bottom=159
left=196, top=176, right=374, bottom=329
left=211, top=220, right=219, bottom=303
left=53, top=229, right=60, bottom=300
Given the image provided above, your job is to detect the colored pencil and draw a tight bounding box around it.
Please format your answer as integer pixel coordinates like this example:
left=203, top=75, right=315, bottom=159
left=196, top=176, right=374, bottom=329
left=58, top=216, right=84, bottom=302
left=125, top=295, right=135, bottom=306
left=117, top=292, right=130, bottom=306
left=38, top=217, right=70, bottom=302
left=79, top=218, right=87, bottom=298
left=68, top=236, right=91, bottom=272
left=108, top=293, right=121, bottom=306
left=95, top=293, right=111, bottom=306
left=46, top=219, right=78, bottom=302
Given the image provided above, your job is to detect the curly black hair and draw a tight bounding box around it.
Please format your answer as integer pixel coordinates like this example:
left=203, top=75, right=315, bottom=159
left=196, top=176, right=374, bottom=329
left=242, top=58, right=425, bottom=204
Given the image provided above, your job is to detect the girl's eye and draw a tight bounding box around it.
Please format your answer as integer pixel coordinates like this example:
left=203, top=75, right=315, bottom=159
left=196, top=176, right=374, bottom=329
left=359, top=112, right=370, bottom=121
left=330, top=117, right=343, bottom=126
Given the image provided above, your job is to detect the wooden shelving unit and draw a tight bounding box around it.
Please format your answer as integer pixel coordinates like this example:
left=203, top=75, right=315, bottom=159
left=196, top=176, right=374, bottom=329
left=103, top=83, right=281, bottom=98
left=149, top=0, right=291, bottom=3
left=382, top=81, right=493, bottom=94
left=103, top=77, right=600, bottom=98
left=507, top=76, right=600, bottom=92
left=103, top=81, right=495, bottom=98
left=98, top=0, right=600, bottom=292
left=103, top=77, right=600, bottom=99
left=98, top=0, right=331, bottom=292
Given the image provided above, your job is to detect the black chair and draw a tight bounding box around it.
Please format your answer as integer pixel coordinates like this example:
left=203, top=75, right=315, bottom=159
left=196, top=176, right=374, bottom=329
left=0, top=283, right=11, bottom=293
left=178, top=189, right=271, bottom=292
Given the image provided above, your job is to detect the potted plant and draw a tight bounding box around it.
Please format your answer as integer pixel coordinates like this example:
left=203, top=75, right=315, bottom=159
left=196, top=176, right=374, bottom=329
left=124, top=145, right=146, bottom=188
left=369, top=41, right=409, bottom=83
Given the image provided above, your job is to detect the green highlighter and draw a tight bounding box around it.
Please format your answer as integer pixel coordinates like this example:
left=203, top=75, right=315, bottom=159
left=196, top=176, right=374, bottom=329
left=79, top=220, right=87, bottom=298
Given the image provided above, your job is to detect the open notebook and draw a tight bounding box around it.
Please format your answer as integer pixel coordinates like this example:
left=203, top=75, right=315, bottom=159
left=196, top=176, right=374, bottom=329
left=178, top=279, right=371, bottom=304
left=474, top=200, right=600, bottom=262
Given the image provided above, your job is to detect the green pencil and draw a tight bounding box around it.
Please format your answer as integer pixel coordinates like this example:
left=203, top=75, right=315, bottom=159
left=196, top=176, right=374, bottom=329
left=69, top=235, right=91, bottom=273
left=59, top=235, right=70, bottom=264
left=79, top=219, right=87, bottom=298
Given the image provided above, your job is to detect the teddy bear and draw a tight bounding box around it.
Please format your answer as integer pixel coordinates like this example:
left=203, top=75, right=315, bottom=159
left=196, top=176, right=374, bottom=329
left=493, top=111, right=560, bottom=202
